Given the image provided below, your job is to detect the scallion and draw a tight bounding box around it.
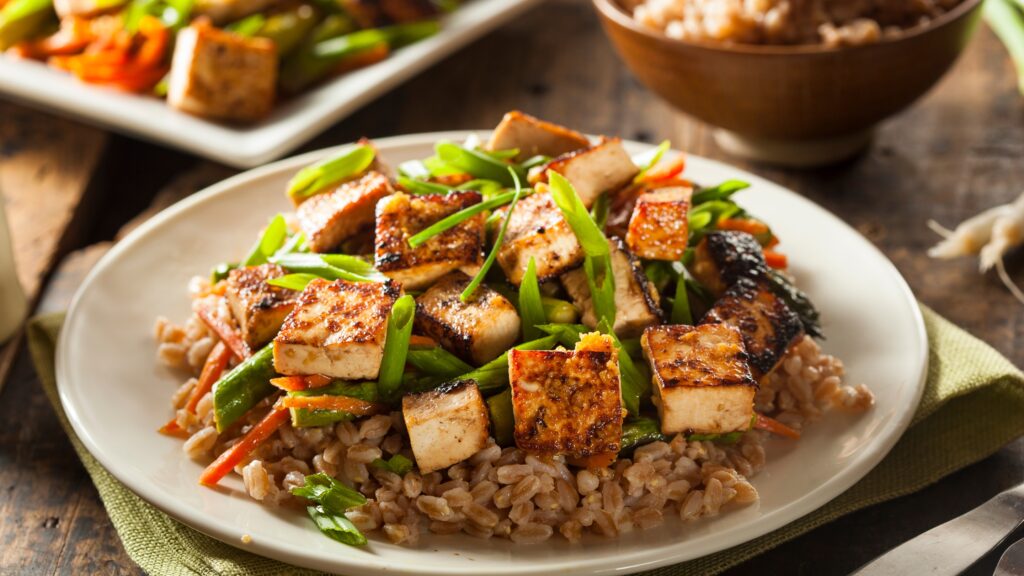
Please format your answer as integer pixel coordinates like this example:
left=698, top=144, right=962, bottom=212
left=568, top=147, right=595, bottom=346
left=405, top=347, right=473, bottom=378
left=287, top=144, right=375, bottom=201
left=631, top=140, right=670, bottom=182
left=408, top=189, right=522, bottom=248
left=436, top=141, right=522, bottom=186
left=371, top=454, right=414, bottom=476
left=597, top=318, right=646, bottom=416
left=691, top=180, right=750, bottom=205
left=460, top=168, right=525, bottom=301
left=518, top=257, right=547, bottom=341
left=243, top=214, right=288, bottom=267
left=377, top=295, right=416, bottom=401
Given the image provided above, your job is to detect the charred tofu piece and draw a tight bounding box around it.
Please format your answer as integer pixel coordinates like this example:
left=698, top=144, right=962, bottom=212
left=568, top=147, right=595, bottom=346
left=509, top=333, right=623, bottom=464
left=402, top=380, right=490, bottom=474
left=273, top=278, right=401, bottom=379
left=561, top=237, right=663, bottom=338
left=534, top=139, right=639, bottom=208
left=167, top=23, right=276, bottom=123
left=374, top=191, right=485, bottom=290
left=297, top=171, right=394, bottom=253
left=688, top=231, right=768, bottom=297
left=495, top=191, right=584, bottom=285
left=225, top=264, right=299, bottom=349
left=625, top=187, right=692, bottom=261
left=642, top=323, right=757, bottom=435
left=486, top=111, right=591, bottom=162
left=701, top=278, right=803, bottom=380
left=414, top=272, right=521, bottom=364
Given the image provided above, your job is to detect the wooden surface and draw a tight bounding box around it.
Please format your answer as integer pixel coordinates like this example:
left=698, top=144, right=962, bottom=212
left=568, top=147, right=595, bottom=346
left=1, top=0, right=1023, bottom=573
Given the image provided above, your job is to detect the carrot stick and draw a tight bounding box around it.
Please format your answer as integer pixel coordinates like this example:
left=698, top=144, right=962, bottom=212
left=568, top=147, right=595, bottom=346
left=717, top=217, right=770, bottom=236
left=270, top=374, right=333, bottom=392
left=763, top=250, right=788, bottom=270
left=184, top=341, right=232, bottom=413
left=158, top=418, right=189, bottom=439
left=409, top=334, right=438, bottom=349
left=280, top=395, right=384, bottom=416
left=754, top=414, right=801, bottom=440
left=193, top=301, right=251, bottom=360
left=199, top=404, right=289, bottom=486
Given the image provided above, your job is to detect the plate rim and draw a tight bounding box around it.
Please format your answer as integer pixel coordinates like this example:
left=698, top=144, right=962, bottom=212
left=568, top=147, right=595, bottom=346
left=56, top=131, right=928, bottom=575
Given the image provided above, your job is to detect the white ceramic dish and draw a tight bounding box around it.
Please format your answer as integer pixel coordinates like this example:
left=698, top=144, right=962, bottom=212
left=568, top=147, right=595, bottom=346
left=56, top=132, right=927, bottom=575
left=0, top=0, right=539, bottom=168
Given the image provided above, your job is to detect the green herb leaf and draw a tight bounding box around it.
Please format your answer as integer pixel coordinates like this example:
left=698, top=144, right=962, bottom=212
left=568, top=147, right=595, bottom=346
left=243, top=214, right=288, bottom=267
left=405, top=347, right=473, bottom=378
left=371, top=454, right=414, bottom=476
left=291, top=472, right=368, bottom=511
left=436, top=141, right=521, bottom=186
left=408, top=189, right=521, bottom=248
left=518, top=257, right=546, bottom=341
left=632, top=140, right=670, bottom=182
left=306, top=505, right=367, bottom=546
left=461, top=168, right=525, bottom=301
left=378, top=295, right=416, bottom=401
left=287, top=144, right=375, bottom=201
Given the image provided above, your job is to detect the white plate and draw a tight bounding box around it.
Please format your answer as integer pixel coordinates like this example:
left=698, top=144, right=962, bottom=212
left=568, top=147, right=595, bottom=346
left=56, top=133, right=927, bottom=575
left=0, top=1, right=539, bottom=168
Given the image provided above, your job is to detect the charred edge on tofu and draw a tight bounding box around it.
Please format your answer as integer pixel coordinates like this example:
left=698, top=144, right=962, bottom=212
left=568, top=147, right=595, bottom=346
left=700, top=277, right=804, bottom=377
left=698, top=231, right=768, bottom=289
left=612, top=236, right=665, bottom=323
left=646, top=325, right=757, bottom=390
left=413, top=278, right=510, bottom=362
left=374, top=191, right=484, bottom=272
left=276, top=279, right=401, bottom=345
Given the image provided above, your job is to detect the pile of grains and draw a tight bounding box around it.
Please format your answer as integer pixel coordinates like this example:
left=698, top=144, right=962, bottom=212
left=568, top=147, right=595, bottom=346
left=625, top=0, right=963, bottom=47
left=157, top=293, right=873, bottom=544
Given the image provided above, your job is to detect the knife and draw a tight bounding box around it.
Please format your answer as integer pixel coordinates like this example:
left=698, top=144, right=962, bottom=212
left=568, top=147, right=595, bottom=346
left=851, top=482, right=1024, bottom=576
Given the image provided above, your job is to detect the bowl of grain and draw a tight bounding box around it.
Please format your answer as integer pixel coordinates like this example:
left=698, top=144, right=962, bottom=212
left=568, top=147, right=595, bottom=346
left=593, top=0, right=984, bottom=167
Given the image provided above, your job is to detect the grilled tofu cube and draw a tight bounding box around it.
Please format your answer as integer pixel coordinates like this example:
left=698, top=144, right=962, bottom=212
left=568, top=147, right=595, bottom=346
left=225, top=264, right=299, bottom=349
left=561, top=237, right=663, bottom=338
left=509, top=333, right=623, bottom=463
left=688, top=231, right=768, bottom=297
left=486, top=111, right=591, bottom=162
left=534, top=139, right=639, bottom=208
left=415, top=272, right=521, bottom=364
left=625, top=187, right=692, bottom=261
left=273, top=278, right=401, bottom=379
left=642, top=323, right=757, bottom=435
left=297, top=171, right=394, bottom=253
left=167, top=23, right=276, bottom=123
left=374, top=191, right=485, bottom=290
left=496, top=191, right=584, bottom=285
left=701, top=277, right=803, bottom=379
left=402, top=380, right=490, bottom=474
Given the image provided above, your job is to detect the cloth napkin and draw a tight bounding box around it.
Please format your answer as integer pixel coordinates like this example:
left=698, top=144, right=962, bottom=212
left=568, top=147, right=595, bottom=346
left=27, top=306, right=1024, bottom=576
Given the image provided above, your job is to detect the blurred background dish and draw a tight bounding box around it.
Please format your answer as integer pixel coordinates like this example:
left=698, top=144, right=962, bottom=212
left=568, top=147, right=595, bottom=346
left=0, top=197, right=27, bottom=344
left=593, top=0, right=984, bottom=167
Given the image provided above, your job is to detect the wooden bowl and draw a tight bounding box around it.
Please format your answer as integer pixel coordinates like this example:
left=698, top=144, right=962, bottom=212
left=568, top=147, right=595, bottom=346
left=593, top=0, right=984, bottom=166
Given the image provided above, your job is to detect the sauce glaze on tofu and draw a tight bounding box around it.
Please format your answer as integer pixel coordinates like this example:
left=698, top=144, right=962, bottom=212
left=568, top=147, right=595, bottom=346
left=642, top=323, right=756, bottom=435
left=509, top=333, right=624, bottom=464
left=273, top=278, right=401, bottom=380
left=688, top=231, right=768, bottom=297
left=374, top=191, right=485, bottom=290
left=701, top=277, right=803, bottom=380
left=402, top=380, right=490, bottom=474
left=297, top=171, right=394, bottom=253
left=225, top=263, right=299, bottom=349
left=495, top=191, right=585, bottom=285
left=414, top=272, right=521, bottom=365
left=625, top=186, right=692, bottom=261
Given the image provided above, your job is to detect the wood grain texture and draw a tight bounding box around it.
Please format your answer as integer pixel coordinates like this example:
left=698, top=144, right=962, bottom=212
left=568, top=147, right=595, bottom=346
left=0, top=1, right=1022, bottom=574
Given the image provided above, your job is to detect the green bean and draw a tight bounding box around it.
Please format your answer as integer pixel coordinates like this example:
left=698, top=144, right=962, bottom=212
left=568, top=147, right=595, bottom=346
left=518, top=257, right=546, bottom=341
left=212, top=344, right=277, bottom=432
left=462, top=335, right=559, bottom=392
left=620, top=417, right=667, bottom=452
left=487, top=388, right=515, bottom=447
left=540, top=296, right=578, bottom=324
left=278, top=13, right=358, bottom=93
left=405, top=347, right=473, bottom=378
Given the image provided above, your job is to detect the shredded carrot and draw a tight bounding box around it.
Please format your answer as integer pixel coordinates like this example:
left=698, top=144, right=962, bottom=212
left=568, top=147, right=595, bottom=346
left=754, top=414, right=801, bottom=440
left=409, top=335, right=438, bottom=349
left=641, top=156, right=685, bottom=183
left=280, top=395, right=384, bottom=416
left=158, top=418, right=189, bottom=439
left=199, top=404, right=290, bottom=487
left=269, top=374, right=332, bottom=392
left=717, top=217, right=770, bottom=236
left=763, top=250, right=788, bottom=270
left=183, top=341, right=232, bottom=413
left=569, top=452, right=618, bottom=469
left=333, top=43, right=389, bottom=74
left=16, top=16, right=94, bottom=58
left=193, top=302, right=251, bottom=360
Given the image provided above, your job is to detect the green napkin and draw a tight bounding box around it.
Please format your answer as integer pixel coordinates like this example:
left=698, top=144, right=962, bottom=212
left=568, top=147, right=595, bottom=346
left=27, top=306, right=1024, bottom=576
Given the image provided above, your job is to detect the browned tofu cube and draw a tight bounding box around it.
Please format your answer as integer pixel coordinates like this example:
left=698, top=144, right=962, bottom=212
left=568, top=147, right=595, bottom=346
left=374, top=191, right=485, bottom=290
left=625, top=186, right=692, bottom=261
left=532, top=139, right=639, bottom=208
left=561, top=237, right=663, bottom=338
left=414, top=272, right=521, bottom=364
left=642, top=324, right=757, bottom=435
left=701, top=278, right=803, bottom=380
left=224, top=264, right=299, bottom=349
left=486, top=111, right=591, bottom=162
left=402, top=380, right=490, bottom=474
left=509, top=333, right=623, bottom=464
left=688, top=231, right=768, bottom=297
left=495, top=191, right=584, bottom=286
left=167, top=23, right=277, bottom=122
left=297, top=171, right=394, bottom=253
left=273, top=278, right=401, bottom=379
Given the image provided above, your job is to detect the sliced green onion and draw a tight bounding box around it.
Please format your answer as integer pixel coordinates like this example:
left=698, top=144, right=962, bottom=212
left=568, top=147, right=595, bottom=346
left=371, top=454, right=414, bottom=476
left=405, top=347, right=473, bottom=378
left=436, top=141, right=521, bottom=186
left=462, top=335, right=559, bottom=392
left=643, top=260, right=675, bottom=293
left=590, top=192, right=610, bottom=232
left=378, top=295, right=416, bottom=401
left=536, top=323, right=588, bottom=348
left=210, top=262, right=237, bottom=284
left=519, top=155, right=551, bottom=171
left=275, top=231, right=309, bottom=257
left=267, top=273, right=321, bottom=291
left=0, top=0, right=53, bottom=50
left=291, top=472, right=367, bottom=511
left=518, top=257, right=547, bottom=341
left=270, top=253, right=380, bottom=283
left=287, top=144, right=375, bottom=201
left=487, top=388, right=515, bottom=447
left=307, top=506, right=367, bottom=546
left=483, top=148, right=520, bottom=160
left=460, top=168, right=524, bottom=301
left=399, top=176, right=452, bottom=195
left=227, top=12, right=266, bottom=36
left=671, top=268, right=694, bottom=325
left=408, top=190, right=519, bottom=248
left=632, top=140, right=670, bottom=182
left=691, top=180, right=750, bottom=205
left=597, top=318, right=646, bottom=416
left=399, top=159, right=431, bottom=179
left=243, top=214, right=288, bottom=267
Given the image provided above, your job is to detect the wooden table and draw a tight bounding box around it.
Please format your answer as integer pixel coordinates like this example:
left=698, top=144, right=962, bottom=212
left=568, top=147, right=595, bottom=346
left=2, top=1, right=1023, bottom=573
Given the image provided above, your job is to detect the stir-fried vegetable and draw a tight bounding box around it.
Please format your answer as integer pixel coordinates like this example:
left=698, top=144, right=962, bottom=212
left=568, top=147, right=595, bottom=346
left=377, top=294, right=416, bottom=402
left=462, top=335, right=559, bottom=392
left=243, top=214, right=288, bottom=266
left=0, top=0, right=54, bottom=50
left=211, top=343, right=277, bottom=431
left=487, top=388, right=515, bottom=447
left=671, top=268, right=693, bottom=324
left=255, top=4, right=319, bottom=58
left=620, top=417, right=667, bottom=452
left=287, top=144, right=376, bottom=201
left=405, top=347, right=473, bottom=378
left=987, top=0, right=1024, bottom=95
left=287, top=380, right=379, bottom=427
left=540, top=296, right=578, bottom=324
left=518, top=257, right=546, bottom=341
left=631, top=140, right=670, bottom=182
left=201, top=402, right=288, bottom=485
left=407, top=189, right=524, bottom=248
left=434, top=141, right=521, bottom=186
left=371, top=454, right=414, bottom=476
left=269, top=253, right=382, bottom=283
left=691, top=179, right=750, bottom=205
left=598, top=319, right=647, bottom=416
left=461, top=168, right=525, bottom=301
